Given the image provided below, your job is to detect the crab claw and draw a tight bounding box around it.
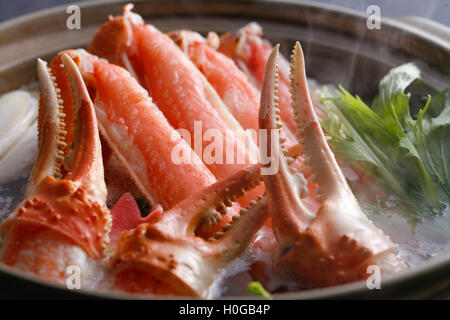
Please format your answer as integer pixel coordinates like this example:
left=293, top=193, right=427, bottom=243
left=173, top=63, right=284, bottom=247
left=259, top=43, right=407, bottom=287
left=110, top=164, right=268, bottom=297
left=0, top=54, right=110, bottom=284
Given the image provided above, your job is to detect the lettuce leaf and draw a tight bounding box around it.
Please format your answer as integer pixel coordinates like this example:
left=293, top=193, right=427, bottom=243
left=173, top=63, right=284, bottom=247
left=319, top=63, right=450, bottom=219
left=412, top=88, right=450, bottom=204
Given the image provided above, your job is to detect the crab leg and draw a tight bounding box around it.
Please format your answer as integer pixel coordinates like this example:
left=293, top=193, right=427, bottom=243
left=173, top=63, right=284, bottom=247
left=59, top=49, right=239, bottom=235
left=219, top=23, right=299, bottom=135
left=88, top=7, right=263, bottom=204
left=0, top=55, right=110, bottom=285
left=167, top=30, right=298, bottom=148
left=110, top=164, right=268, bottom=297
left=132, top=24, right=260, bottom=177
left=259, top=43, right=407, bottom=287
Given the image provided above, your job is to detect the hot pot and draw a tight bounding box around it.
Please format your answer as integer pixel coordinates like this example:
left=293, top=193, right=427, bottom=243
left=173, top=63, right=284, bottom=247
left=0, top=0, right=448, bottom=299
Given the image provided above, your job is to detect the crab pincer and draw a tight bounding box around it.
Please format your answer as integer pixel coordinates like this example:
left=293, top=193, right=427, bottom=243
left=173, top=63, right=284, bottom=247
left=258, top=43, right=407, bottom=287
left=0, top=54, right=110, bottom=285
left=110, top=164, right=268, bottom=297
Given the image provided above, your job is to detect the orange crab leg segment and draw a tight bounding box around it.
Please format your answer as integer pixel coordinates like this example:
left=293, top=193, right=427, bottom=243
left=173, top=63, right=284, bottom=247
left=168, top=29, right=298, bottom=149
left=219, top=23, right=298, bottom=136
left=88, top=6, right=264, bottom=205
left=134, top=23, right=260, bottom=178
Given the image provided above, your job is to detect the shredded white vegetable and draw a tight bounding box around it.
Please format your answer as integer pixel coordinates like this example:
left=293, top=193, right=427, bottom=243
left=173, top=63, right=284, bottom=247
left=0, top=90, right=38, bottom=183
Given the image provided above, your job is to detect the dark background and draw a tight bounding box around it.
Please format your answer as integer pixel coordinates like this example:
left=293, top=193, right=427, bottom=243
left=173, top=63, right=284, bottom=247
left=0, top=0, right=449, bottom=26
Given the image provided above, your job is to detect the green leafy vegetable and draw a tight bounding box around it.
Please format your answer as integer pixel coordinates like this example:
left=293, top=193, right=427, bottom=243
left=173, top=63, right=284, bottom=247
left=245, top=281, right=272, bottom=299
left=318, top=63, right=450, bottom=220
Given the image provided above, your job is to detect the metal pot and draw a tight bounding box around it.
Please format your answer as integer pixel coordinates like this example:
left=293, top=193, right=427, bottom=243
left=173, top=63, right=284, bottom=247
left=0, top=0, right=448, bottom=299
